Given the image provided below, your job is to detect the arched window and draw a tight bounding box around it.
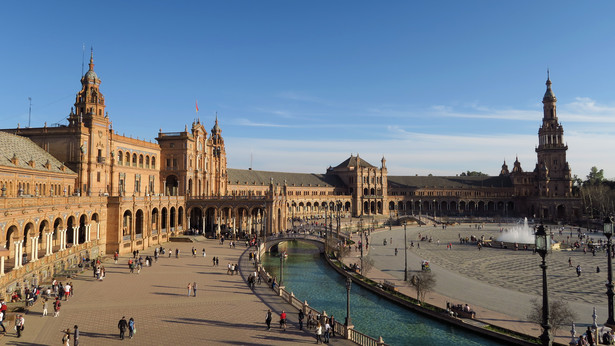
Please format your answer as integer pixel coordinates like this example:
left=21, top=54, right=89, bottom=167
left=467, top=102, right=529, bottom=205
left=145, top=156, right=150, bottom=168
left=151, top=156, right=156, bottom=169
left=125, top=152, right=130, bottom=166
left=118, top=151, right=123, bottom=164
left=139, top=155, right=144, bottom=168
left=132, top=153, right=137, bottom=167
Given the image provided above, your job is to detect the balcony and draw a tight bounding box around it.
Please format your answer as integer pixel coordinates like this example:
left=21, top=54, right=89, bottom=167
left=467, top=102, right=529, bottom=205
left=96, top=156, right=106, bottom=164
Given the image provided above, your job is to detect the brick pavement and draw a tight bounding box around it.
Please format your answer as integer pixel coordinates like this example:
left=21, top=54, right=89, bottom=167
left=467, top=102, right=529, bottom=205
left=3, top=238, right=351, bottom=345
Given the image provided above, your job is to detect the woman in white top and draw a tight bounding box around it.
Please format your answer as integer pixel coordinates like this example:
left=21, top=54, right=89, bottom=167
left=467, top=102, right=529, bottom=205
left=315, top=322, right=323, bottom=344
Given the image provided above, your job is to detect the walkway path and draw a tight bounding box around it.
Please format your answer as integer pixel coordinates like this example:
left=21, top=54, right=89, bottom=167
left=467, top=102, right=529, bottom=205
left=2, top=238, right=351, bottom=345
left=343, top=222, right=608, bottom=345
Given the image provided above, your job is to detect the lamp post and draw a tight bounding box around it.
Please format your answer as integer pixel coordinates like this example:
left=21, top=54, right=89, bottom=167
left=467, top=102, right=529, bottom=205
left=604, top=216, right=615, bottom=328
left=345, top=277, right=352, bottom=326
left=279, top=252, right=284, bottom=286
left=535, top=224, right=552, bottom=346
left=404, top=222, right=408, bottom=281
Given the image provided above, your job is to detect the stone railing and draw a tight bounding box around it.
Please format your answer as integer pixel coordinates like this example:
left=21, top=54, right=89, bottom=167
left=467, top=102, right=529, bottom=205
left=256, top=252, right=386, bottom=346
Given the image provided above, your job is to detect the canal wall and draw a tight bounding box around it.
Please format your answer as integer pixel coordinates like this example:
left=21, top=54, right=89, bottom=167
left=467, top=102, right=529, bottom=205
left=324, top=254, right=540, bottom=346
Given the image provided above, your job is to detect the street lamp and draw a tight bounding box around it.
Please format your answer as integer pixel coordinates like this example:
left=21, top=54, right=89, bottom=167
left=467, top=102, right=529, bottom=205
left=604, top=216, right=615, bottom=328
left=404, top=222, right=408, bottom=281
left=345, top=277, right=352, bottom=326
left=535, top=224, right=552, bottom=346
left=279, top=252, right=284, bottom=286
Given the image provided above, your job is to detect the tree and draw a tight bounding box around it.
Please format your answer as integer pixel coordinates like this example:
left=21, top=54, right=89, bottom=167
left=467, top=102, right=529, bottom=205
left=460, top=171, right=488, bottom=177
left=585, top=166, right=605, bottom=186
left=527, top=298, right=576, bottom=334
left=408, top=271, right=436, bottom=304
left=361, top=255, right=374, bottom=275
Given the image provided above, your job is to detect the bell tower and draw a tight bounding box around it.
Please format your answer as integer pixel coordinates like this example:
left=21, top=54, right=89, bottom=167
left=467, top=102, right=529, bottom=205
left=69, top=48, right=107, bottom=127
left=535, top=73, right=572, bottom=197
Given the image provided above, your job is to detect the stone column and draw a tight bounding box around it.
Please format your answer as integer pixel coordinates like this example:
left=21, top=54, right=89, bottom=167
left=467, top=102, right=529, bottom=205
left=0, top=256, right=4, bottom=276
left=46, top=232, right=52, bottom=256
left=73, top=226, right=79, bottom=246
left=96, top=223, right=100, bottom=240
left=18, top=241, right=23, bottom=267
left=60, top=229, right=66, bottom=250
left=85, top=225, right=90, bottom=242
left=13, top=241, right=19, bottom=268
left=31, top=237, right=38, bottom=261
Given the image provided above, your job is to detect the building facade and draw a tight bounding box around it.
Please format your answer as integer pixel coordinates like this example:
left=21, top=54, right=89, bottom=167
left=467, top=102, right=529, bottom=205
left=0, top=54, right=581, bottom=294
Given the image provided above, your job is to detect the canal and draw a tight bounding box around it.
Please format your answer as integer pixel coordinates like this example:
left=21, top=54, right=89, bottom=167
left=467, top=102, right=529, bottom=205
left=262, top=241, right=506, bottom=346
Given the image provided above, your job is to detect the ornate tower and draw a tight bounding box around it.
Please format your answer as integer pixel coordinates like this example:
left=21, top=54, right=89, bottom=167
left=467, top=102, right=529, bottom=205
left=535, top=74, right=572, bottom=197
left=69, top=49, right=107, bottom=127
left=207, top=116, right=227, bottom=196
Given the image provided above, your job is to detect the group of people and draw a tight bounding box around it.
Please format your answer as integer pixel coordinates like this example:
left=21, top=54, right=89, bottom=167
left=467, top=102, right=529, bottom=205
left=227, top=263, right=239, bottom=275
left=117, top=316, right=136, bottom=340
left=187, top=282, right=198, bottom=297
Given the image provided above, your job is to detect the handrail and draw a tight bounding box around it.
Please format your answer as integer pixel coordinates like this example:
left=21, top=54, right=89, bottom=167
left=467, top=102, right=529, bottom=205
left=256, top=245, right=385, bottom=346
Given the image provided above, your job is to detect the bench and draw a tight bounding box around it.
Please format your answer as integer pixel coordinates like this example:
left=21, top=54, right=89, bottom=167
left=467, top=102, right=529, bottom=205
left=382, top=280, right=398, bottom=292
left=450, top=305, right=476, bottom=319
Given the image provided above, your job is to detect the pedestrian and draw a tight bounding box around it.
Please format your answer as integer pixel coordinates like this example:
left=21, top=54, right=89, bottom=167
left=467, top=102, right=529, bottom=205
left=329, top=315, right=336, bottom=337
left=128, top=317, right=135, bottom=339
left=576, top=264, right=582, bottom=277
left=212, top=256, right=216, bottom=266
left=298, top=309, right=304, bottom=330
left=74, top=325, right=80, bottom=346
left=15, top=314, right=24, bottom=338
left=187, top=282, right=192, bottom=296
left=216, top=257, right=219, bottom=266
left=175, top=248, right=179, bottom=258
left=280, top=310, right=287, bottom=331
left=42, top=298, right=48, bottom=316
left=265, top=309, right=272, bottom=330
left=324, top=320, right=331, bottom=343
left=62, top=328, right=70, bottom=346
left=568, top=257, right=572, bottom=267
left=193, top=282, right=198, bottom=297
left=114, top=251, right=119, bottom=264
left=53, top=297, right=61, bottom=317
left=315, top=321, right=323, bottom=344
left=0, top=309, right=5, bottom=333
left=202, top=248, right=206, bottom=257
left=118, top=316, right=128, bottom=339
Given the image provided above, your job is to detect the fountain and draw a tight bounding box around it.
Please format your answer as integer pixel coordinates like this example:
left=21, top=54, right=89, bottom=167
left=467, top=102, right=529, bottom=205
left=497, top=217, right=535, bottom=244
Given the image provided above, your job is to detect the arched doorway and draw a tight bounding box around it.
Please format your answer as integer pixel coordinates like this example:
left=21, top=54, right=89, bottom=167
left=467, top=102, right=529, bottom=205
left=135, top=210, right=144, bottom=237
left=165, top=175, right=179, bottom=196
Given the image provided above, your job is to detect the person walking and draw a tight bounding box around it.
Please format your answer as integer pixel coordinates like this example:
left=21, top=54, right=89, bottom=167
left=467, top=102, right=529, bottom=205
left=329, top=315, right=336, bottom=337
left=315, top=321, right=323, bottom=344
left=193, top=282, right=197, bottom=297
left=62, top=328, right=71, bottom=346
left=0, top=309, right=6, bottom=334
left=42, top=298, right=48, bottom=316
left=280, top=310, right=287, bottom=331
left=324, top=320, right=331, bottom=343
left=118, top=316, right=128, bottom=340
left=265, top=309, right=272, bottom=330
left=187, top=282, right=192, bottom=296
left=73, top=325, right=80, bottom=346
left=15, top=314, right=24, bottom=338
left=128, top=317, right=135, bottom=339
left=298, top=309, right=304, bottom=330
left=53, top=297, right=61, bottom=317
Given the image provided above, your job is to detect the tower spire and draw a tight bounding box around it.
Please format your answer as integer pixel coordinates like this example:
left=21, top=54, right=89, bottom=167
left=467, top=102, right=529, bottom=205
left=89, top=47, right=94, bottom=71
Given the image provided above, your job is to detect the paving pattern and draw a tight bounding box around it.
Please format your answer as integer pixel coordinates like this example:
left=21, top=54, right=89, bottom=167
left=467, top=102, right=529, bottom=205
left=344, top=221, right=611, bottom=344
left=2, top=238, right=352, bottom=345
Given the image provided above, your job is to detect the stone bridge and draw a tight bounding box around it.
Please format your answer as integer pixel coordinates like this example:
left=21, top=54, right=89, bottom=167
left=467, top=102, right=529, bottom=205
left=261, top=234, right=326, bottom=254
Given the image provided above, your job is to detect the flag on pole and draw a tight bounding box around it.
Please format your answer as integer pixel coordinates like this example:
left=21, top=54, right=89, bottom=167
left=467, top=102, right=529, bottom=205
left=196, top=100, right=199, bottom=113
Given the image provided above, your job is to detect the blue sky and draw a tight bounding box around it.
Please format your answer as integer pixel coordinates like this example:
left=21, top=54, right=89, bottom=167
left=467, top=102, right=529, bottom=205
left=1, top=1, right=615, bottom=178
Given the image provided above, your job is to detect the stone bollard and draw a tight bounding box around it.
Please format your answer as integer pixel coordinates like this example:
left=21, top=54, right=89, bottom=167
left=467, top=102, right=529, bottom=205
left=303, top=300, right=309, bottom=315
left=289, top=292, right=294, bottom=304
left=377, top=336, right=385, bottom=346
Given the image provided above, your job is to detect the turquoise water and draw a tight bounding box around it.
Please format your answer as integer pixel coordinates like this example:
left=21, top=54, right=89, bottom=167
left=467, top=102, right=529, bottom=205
left=263, top=241, right=505, bottom=346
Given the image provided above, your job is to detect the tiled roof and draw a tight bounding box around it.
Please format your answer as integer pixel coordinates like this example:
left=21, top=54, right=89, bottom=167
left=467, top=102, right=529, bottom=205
left=0, top=132, right=75, bottom=174
left=228, top=168, right=345, bottom=188
left=334, top=155, right=375, bottom=169
left=387, top=175, right=513, bottom=189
